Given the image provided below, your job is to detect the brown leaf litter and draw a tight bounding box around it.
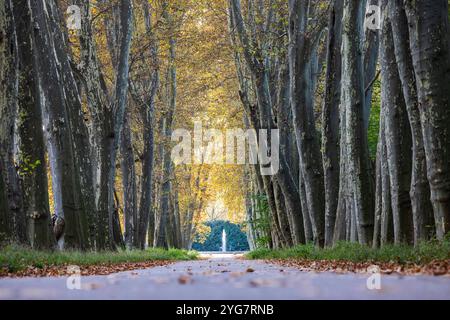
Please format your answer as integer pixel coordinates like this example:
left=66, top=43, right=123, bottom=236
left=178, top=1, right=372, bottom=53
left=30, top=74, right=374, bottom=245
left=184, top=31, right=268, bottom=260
left=0, top=261, right=174, bottom=278
left=267, top=259, right=450, bottom=276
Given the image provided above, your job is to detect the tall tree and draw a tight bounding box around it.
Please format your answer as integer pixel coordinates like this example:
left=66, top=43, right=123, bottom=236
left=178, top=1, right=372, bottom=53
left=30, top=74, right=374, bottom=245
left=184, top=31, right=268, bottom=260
left=0, top=161, right=8, bottom=243
left=322, top=0, right=343, bottom=246
left=120, top=112, right=137, bottom=250
left=404, top=0, right=450, bottom=240
left=14, top=0, right=53, bottom=249
left=156, top=6, right=176, bottom=248
left=0, top=0, right=14, bottom=244
left=129, top=0, right=159, bottom=249
left=380, top=1, right=413, bottom=244
left=288, top=0, right=327, bottom=246
left=76, top=0, right=112, bottom=250
left=0, top=0, right=27, bottom=245
left=389, top=0, right=432, bottom=244
left=29, top=0, right=88, bottom=249
left=340, top=0, right=374, bottom=245
left=108, top=0, right=134, bottom=249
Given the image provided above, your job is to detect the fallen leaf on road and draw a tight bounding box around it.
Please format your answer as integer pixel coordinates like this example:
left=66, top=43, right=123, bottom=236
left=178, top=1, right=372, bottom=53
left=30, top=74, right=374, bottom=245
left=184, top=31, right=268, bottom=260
left=249, top=278, right=278, bottom=287
left=82, top=283, right=103, bottom=290
left=230, top=272, right=245, bottom=278
left=178, top=275, right=192, bottom=284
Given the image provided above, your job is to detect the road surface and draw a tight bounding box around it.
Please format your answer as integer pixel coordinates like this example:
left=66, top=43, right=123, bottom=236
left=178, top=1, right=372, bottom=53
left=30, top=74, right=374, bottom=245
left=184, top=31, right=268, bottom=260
left=0, top=253, right=449, bottom=300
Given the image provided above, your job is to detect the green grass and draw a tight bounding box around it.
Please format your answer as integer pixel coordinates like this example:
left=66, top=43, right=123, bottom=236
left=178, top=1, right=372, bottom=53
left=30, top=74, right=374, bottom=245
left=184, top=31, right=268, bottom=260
left=246, top=239, right=450, bottom=264
left=0, top=245, right=198, bottom=273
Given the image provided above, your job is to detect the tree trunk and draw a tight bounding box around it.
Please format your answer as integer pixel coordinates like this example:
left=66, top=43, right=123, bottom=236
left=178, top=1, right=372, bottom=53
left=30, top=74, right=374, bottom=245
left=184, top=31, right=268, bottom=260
left=29, top=0, right=87, bottom=250
left=389, top=0, right=432, bottom=244
left=120, top=112, right=137, bottom=250
left=322, top=0, right=343, bottom=246
left=380, top=3, right=414, bottom=245
left=0, top=0, right=27, bottom=245
left=112, top=191, right=125, bottom=249
left=46, top=0, right=94, bottom=249
left=340, top=0, right=374, bottom=245
left=136, top=86, right=156, bottom=248
left=379, top=105, right=394, bottom=245
left=136, top=0, right=159, bottom=250
left=107, top=0, right=133, bottom=249
left=373, top=127, right=383, bottom=248
left=273, top=180, right=292, bottom=247
left=15, top=0, right=53, bottom=249
left=156, top=19, right=176, bottom=248
left=288, top=0, right=325, bottom=246
left=274, top=56, right=305, bottom=245
left=0, top=0, right=14, bottom=243
left=0, top=161, right=8, bottom=243
left=172, top=183, right=182, bottom=248
left=76, top=0, right=112, bottom=250
left=404, top=0, right=450, bottom=240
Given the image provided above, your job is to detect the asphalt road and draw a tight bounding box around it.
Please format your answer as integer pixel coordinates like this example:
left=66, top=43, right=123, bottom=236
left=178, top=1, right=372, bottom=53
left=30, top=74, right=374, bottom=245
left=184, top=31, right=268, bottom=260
left=0, top=253, right=449, bottom=300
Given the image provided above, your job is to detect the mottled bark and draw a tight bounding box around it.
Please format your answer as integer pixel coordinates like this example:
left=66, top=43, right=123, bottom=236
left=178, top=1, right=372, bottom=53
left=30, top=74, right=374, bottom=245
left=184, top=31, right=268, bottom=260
left=15, top=0, right=53, bottom=249
left=273, top=181, right=292, bottom=247
left=46, top=1, right=94, bottom=249
left=0, top=0, right=27, bottom=245
left=246, top=199, right=256, bottom=250
left=404, top=0, right=450, bottom=240
left=373, top=129, right=383, bottom=248
left=0, top=161, right=8, bottom=243
left=112, top=191, right=125, bottom=249
left=0, top=0, right=13, bottom=243
left=172, top=183, right=182, bottom=248
left=29, top=0, right=87, bottom=250
left=76, top=0, right=113, bottom=250
left=322, top=0, right=343, bottom=246
left=107, top=0, right=133, bottom=249
left=274, top=56, right=305, bottom=245
left=389, top=0, right=433, bottom=244
left=274, top=158, right=305, bottom=245
left=120, top=112, right=137, bottom=250
left=298, top=172, right=312, bottom=243
left=245, top=171, right=257, bottom=250
left=288, top=0, right=326, bottom=246
left=156, top=16, right=176, bottom=248
left=379, top=105, right=394, bottom=245
left=380, top=4, right=414, bottom=245
left=340, top=0, right=374, bottom=245
left=135, top=0, right=158, bottom=250
left=334, top=127, right=349, bottom=243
